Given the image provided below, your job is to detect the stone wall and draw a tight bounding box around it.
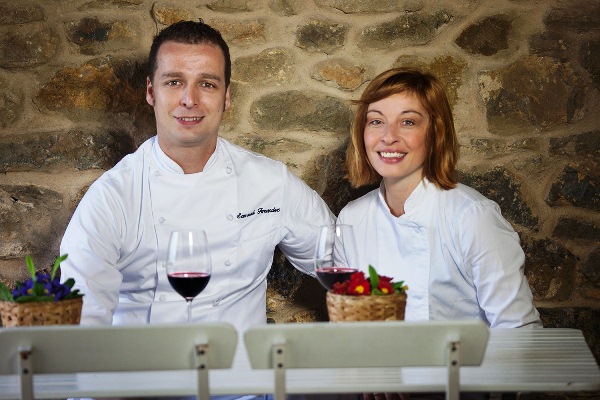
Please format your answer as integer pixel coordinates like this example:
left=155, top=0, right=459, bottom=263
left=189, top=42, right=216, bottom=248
left=1, top=0, right=599, bottom=380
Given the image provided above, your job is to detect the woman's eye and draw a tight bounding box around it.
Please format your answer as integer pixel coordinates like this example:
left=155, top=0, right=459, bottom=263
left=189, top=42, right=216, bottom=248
left=402, top=119, right=415, bottom=126
left=368, top=119, right=383, bottom=126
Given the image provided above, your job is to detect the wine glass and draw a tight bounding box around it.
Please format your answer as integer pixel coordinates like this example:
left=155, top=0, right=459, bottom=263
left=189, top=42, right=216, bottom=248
left=166, top=229, right=212, bottom=322
left=314, top=224, right=359, bottom=291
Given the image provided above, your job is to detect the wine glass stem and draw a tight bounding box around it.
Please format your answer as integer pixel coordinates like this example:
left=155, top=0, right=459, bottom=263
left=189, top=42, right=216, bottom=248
left=187, top=300, right=192, bottom=323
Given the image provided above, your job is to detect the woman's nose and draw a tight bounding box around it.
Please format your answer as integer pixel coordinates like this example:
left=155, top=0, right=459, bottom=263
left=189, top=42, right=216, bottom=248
left=381, top=124, right=399, bottom=144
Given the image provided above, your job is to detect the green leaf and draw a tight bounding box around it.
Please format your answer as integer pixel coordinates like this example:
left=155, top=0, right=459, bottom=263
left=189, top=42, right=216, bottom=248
left=16, top=296, right=53, bottom=303
left=32, top=281, right=46, bottom=297
left=392, top=281, right=406, bottom=293
left=368, top=265, right=379, bottom=291
left=65, top=289, right=83, bottom=299
left=25, top=255, right=36, bottom=281
left=51, top=254, right=68, bottom=280
left=0, top=283, right=14, bottom=301
left=64, top=278, right=75, bottom=289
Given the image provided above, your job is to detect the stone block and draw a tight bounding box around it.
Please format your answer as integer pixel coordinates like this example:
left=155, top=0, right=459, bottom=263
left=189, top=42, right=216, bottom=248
left=0, top=1, right=45, bottom=25
left=478, top=56, right=586, bottom=134
left=546, top=165, right=599, bottom=211
left=250, top=90, right=352, bottom=134
left=206, top=0, right=260, bottom=13
left=359, top=10, right=453, bottom=49
left=311, top=59, right=368, bottom=92
left=0, top=185, right=64, bottom=266
left=35, top=57, right=149, bottom=119
left=455, top=14, right=512, bottom=56
left=295, top=19, right=348, bottom=54
left=550, top=130, right=600, bottom=162
left=553, top=217, right=600, bottom=242
left=0, top=130, right=135, bottom=172
left=523, top=238, right=576, bottom=301
left=233, top=48, right=294, bottom=84
left=457, top=167, right=539, bottom=230
left=65, top=17, right=138, bottom=55
left=208, top=19, right=266, bottom=45
left=0, top=28, right=60, bottom=69
left=150, top=3, right=193, bottom=26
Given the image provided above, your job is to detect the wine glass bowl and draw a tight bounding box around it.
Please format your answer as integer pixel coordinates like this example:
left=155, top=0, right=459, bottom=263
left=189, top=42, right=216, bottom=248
left=166, top=229, right=212, bottom=322
left=314, top=224, right=359, bottom=291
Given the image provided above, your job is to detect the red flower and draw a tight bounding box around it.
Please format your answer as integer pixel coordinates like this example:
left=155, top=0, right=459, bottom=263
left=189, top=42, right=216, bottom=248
left=332, top=281, right=350, bottom=295
left=347, top=274, right=371, bottom=296
left=328, top=266, right=406, bottom=297
left=377, top=280, right=394, bottom=295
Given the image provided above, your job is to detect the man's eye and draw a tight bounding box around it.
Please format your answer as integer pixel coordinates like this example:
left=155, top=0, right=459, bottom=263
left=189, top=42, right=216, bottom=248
left=201, top=82, right=216, bottom=89
left=166, top=80, right=180, bottom=86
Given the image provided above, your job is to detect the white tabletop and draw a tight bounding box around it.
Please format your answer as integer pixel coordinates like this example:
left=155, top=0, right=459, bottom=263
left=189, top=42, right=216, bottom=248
left=1, top=328, right=599, bottom=399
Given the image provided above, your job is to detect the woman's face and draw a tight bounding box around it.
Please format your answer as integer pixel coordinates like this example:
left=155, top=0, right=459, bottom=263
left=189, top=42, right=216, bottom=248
left=363, top=91, right=430, bottom=189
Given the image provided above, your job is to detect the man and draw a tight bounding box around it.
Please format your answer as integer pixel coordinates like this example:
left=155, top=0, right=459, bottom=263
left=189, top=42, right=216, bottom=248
left=60, top=20, right=335, bottom=331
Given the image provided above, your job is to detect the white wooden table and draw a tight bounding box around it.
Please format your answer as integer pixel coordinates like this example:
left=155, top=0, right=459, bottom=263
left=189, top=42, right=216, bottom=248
left=0, top=328, right=599, bottom=399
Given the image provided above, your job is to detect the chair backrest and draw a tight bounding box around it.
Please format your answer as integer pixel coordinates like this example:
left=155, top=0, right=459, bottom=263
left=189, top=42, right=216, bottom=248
left=0, top=322, right=238, bottom=400
left=244, top=320, right=489, bottom=400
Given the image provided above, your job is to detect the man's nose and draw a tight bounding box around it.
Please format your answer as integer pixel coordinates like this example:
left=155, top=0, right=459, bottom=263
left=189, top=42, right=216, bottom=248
left=181, top=86, right=198, bottom=107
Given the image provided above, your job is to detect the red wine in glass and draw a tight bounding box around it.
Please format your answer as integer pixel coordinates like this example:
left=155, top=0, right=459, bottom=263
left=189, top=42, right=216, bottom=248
left=316, top=267, right=357, bottom=290
left=167, top=272, right=211, bottom=300
left=166, top=229, right=212, bottom=322
left=314, top=224, right=359, bottom=291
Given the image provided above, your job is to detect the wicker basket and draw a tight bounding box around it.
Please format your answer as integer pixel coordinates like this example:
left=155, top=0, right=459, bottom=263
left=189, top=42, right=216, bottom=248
left=326, top=291, right=407, bottom=322
left=0, top=297, right=83, bottom=327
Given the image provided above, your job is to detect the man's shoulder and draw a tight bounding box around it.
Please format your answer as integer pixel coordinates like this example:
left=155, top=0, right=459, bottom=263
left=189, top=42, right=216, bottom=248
left=90, top=138, right=152, bottom=189
left=219, top=138, right=287, bottom=175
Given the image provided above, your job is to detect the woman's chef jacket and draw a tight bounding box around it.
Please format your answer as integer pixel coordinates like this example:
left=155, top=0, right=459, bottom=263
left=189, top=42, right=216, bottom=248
left=337, top=179, right=542, bottom=328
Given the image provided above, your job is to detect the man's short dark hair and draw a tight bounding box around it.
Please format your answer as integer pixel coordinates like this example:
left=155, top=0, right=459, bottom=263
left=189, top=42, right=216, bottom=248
left=148, top=20, right=231, bottom=88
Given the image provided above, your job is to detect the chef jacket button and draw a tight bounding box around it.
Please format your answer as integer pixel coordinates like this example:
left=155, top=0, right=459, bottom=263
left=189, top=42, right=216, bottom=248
left=154, top=171, right=161, bottom=177
left=212, top=299, right=221, bottom=306
left=224, top=259, right=231, bottom=266
left=227, top=214, right=233, bottom=221
left=161, top=262, right=167, bottom=269
left=159, top=295, right=167, bottom=301
left=159, top=217, right=165, bottom=223
left=226, top=166, right=232, bottom=174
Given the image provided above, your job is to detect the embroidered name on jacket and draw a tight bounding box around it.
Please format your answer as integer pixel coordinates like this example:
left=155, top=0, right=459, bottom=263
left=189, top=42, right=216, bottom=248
left=237, top=207, right=280, bottom=219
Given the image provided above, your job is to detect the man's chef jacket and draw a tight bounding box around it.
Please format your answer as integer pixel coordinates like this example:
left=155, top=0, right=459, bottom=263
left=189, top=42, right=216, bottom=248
left=337, top=179, right=542, bottom=328
left=60, top=136, right=334, bottom=331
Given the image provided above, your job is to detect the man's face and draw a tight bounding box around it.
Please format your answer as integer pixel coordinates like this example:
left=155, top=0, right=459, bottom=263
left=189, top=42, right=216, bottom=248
left=146, top=41, right=230, bottom=155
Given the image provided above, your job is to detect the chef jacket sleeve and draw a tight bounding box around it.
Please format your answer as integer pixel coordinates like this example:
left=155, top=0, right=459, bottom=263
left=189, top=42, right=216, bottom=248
left=459, top=200, right=542, bottom=328
left=59, top=179, right=124, bottom=325
left=277, top=171, right=335, bottom=276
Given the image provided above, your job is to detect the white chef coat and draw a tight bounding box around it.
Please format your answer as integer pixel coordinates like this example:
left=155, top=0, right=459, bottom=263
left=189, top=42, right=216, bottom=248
left=60, top=136, right=334, bottom=332
left=337, top=179, right=542, bottom=328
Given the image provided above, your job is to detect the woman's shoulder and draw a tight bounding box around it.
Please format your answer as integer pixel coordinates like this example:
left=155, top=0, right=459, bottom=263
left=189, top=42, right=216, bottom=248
left=338, top=188, right=379, bottom=221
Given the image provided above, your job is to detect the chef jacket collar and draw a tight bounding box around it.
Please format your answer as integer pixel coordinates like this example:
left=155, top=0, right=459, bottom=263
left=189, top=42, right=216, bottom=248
left=151, top=136, right=219, bottom=174
left=377, top=177, right=431, bottom=218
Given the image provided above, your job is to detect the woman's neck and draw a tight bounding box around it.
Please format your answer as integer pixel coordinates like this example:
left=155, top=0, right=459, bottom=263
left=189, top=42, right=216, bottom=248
left=382, top=177, right=422, bottom=217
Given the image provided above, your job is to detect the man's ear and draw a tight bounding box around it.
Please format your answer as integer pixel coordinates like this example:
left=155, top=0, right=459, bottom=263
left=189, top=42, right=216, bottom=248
left=224, top=85, right=231, bottom=111
left=146, top=77, right=154, bottom=106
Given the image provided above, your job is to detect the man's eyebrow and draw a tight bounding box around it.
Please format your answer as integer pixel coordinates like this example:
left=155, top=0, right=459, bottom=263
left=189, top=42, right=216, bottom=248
left=159, top=71, right=223, bottom=82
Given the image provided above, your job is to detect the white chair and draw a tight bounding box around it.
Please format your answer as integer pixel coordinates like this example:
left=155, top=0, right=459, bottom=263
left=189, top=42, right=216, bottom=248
left=0, top=322, right=237, bottom=400
left=244, top=320, right=489, bottom=400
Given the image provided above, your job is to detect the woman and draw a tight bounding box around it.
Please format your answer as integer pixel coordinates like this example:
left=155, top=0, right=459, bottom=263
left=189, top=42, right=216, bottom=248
left=339, top=67, right=541, bottom=328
